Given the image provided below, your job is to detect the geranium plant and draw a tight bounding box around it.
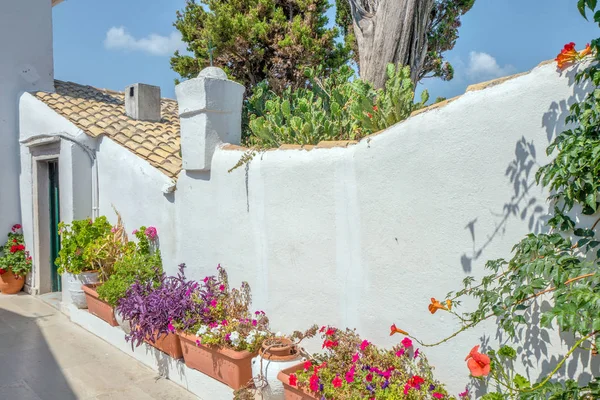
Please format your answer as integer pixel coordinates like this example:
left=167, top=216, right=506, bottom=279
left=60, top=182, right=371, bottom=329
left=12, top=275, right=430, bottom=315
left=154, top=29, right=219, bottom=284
left=176, top=265, right=271, bottom=353
left=117, top=263, right=202, bottom=348
left=289, top=326, right=456, bottom=399
left=96, top=226, right=162, bottom=307
left=0, top=224, right=32, bottom=278
left=56, top=217, right=112, bottom=275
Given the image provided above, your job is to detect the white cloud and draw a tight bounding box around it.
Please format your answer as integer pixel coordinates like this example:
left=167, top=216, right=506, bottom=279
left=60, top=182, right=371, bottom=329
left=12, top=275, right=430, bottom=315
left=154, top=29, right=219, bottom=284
left=104, top=26, right=186, bottom=56
left=466, top=51, right=516, bottom=81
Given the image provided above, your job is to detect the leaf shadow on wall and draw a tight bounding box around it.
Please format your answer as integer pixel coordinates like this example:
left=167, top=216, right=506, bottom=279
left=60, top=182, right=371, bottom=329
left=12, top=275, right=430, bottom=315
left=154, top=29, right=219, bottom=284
left=459, top=65, right=591, bottom=274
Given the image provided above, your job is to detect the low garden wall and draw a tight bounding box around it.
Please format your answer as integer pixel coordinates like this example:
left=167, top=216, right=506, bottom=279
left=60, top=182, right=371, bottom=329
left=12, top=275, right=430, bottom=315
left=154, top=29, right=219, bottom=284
left=95, top=61, right=596, bottom=393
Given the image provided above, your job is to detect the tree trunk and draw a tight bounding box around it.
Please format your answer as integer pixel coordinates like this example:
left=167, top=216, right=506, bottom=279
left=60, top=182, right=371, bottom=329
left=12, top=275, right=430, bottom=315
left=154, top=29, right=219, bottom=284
left=349, top=0, right=434, bottom=88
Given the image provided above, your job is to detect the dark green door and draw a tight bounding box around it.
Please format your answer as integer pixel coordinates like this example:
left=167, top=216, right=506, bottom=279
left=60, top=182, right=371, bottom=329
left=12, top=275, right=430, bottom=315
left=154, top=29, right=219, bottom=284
left=49, top=161, right=61, bottom=292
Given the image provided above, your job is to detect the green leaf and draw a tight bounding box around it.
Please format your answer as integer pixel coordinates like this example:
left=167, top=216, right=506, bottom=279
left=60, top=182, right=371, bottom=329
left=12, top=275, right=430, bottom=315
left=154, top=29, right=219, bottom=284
left=579, top=0, right=589, bottom=18
left=587, top=0, right=597, bottom=11
left=514, top=374, right=532, bottom=389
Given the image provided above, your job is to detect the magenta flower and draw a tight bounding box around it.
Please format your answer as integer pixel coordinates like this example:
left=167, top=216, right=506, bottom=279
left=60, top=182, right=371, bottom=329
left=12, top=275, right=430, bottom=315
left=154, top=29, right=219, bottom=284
left=219, top=284, right=225, bottom=291
left=167, top=319, right=175, bottom=333
left=144, top=226, right=157, bottom=240
left=309, top=374, right=319, bottom=392
left=414, top=348, right=420, bottom=359
left=332, top=375, right=342, bottom=388
left=210, top=299, right=217, bottom=307
left=401, top=337, right=413, bottom=348
left=396, top=349, right=405, bottom=357
left=252, top=319, right=258, bottom=327
left=221, top=319, right=228, bottom=326
left=433, top=393, right=445, bottom=399
left=352, top=352, right=360, bottom=363
left=196, top=339, right=201, bottom=346
left=345, top=366, right=355, bottom=383
left=459, top=387, right=469, bottom=398
left=360, top=340, right=370, bottom=351
left=132, top=229, right=139, bottom=235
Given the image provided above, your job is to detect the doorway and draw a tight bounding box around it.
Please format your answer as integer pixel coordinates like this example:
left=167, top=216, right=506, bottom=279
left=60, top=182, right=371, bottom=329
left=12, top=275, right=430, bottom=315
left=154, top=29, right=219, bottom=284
left=48, top=161, right=61, bottom=292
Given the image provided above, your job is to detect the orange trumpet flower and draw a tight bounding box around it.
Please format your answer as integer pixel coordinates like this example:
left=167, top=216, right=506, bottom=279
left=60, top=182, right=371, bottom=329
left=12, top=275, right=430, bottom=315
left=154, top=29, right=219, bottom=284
left=465, top=345, right=491, bottom=377
left=556, top=42, right=593, bottom=69
left=428, top=298, right=451, bottom=314
left=389, top=324, right=408, bottom=336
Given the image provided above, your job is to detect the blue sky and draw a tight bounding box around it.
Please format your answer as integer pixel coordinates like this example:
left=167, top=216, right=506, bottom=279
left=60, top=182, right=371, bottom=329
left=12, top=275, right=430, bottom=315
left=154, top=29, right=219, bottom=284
left=53, top=0, right=598, bottom=101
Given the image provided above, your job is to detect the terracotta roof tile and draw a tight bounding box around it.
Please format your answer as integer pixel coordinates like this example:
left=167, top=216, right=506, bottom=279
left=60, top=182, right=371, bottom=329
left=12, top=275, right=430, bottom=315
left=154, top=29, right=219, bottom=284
left=33, top=80, right=181, bottom=178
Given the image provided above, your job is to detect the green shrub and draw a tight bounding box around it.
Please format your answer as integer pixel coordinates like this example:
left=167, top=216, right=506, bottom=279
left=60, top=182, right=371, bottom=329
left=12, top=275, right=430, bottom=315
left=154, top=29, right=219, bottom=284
left=56, top=217, right=112, bottom=275
left=244, top=64, right=428, bottom=148
left=97, top=227, right=162, bottom=307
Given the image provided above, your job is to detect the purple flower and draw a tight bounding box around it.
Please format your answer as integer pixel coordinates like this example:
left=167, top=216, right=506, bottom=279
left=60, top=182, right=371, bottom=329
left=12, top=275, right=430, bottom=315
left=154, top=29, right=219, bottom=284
left=382, top=380, right=390, bottom=389
left=429, top=384, right=436, bottom=391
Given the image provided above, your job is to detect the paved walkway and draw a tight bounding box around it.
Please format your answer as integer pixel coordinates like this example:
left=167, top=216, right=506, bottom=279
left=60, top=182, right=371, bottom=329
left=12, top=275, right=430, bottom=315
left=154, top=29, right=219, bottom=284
left=0, top=293, right=198, bottom=400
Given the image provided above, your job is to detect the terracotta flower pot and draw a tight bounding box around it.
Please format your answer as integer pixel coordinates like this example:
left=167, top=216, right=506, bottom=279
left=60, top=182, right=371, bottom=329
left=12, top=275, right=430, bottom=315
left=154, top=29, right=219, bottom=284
left=178, top=331, right=257, bottom=390
left=82, top=284, right=118, bottom=326
left=277, top=364, right=319, bottom=400
left=145, top=332, right=183, bottom=359
left=0, top=270, right=25, bottom=294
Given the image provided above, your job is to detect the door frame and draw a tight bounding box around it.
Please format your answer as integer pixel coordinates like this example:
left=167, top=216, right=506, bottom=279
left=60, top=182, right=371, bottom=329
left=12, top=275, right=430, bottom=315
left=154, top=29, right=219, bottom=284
left=29, top=141, right=61, bottom=295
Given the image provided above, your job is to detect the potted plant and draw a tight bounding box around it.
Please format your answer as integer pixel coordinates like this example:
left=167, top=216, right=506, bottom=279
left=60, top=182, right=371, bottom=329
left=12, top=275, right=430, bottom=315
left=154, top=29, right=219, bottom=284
left=96, top=227, right=162, bottom=331
left=277, top=326, right=454, bottom=399
left=55, top=216, right=112, bottom=308
left=116, top=263, right=200, bottom=359
left=0, top=224, right=32, bottom=294
left=175, top=265, right=271, bottom=390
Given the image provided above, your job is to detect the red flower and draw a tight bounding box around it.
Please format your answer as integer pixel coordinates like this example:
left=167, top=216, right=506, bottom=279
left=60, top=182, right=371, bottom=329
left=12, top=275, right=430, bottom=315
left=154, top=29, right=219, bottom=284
left=408, top=376, right=424, bottom=387
left=304, top=360, right=312, bottom=371
left=0, top=269, right=6, bottom=275
left=433, top=393, right=445, bottom=399
left=325, top=327, right=336, bottom=336
left=289, top=373, right=298, bottom=386
left=319, top=326, right=326, bottom=333
left=367, top=112, right=373, bottom=118
left=465, top=345, right=491, bottom=377
left=322, top=339, right=338, bottom=349
left=12, top=239, right=17, bottom=243
left=10, top=245, right=19, bottom=253
left=332, top=375, right=342, bottom=388
left=366, top=373, right=373, bottom=382
left=11, top=224, right=21, bottom=232
left=401, top=337, right=413, bottom=348
left=373, top=105, right=378, bottom=112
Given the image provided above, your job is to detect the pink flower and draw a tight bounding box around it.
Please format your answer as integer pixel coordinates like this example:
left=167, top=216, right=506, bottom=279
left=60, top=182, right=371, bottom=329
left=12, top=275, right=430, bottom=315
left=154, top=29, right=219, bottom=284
left=203, top=276, right=210, bottom=283
left=289, top=374, right=298, bottom=386
left=414, top=348, right=420, bottom=359
left=345, top=366, right=355, bottom=383
left=401, top=337, right=413, bottom=348
left=132, top=229, right=139, bottom=235
left=352, top=352, right=360, bottom=363
left=144, top=226, right=157, bottom=240
left=219, top=284, right=225, bottom=291
left=459, top=387, right=469, bottom=398
left=111, top=226, right=117, bottom=233
left=304, top=360, right=312, bottom=370
left=195, top=339, right=201, bottom=346
left=309, top=374, right=319, bottom=392
left=221, top=319, right=228, bottom=326
left=252, top=319, right=258, bottom=327
left=360, top=340, right=370, bottom=351
left=332, top=375, right=342, bottom=388
left=396, top=349, right=405, bottom=357
left=225, top=333, right=231, bottom=341
left=433, top=393, right=445, bottom=399
left=210, top=299, right=217, bottom=307
left=167, top=319, right=175, bottom=333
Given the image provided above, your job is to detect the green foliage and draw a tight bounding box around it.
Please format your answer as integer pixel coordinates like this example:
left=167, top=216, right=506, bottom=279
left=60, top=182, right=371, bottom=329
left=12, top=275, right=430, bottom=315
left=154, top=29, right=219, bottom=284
left=0, top=227, right=31, bottom=278
left=96, top=228, right=162, bottom=307
left=56, top=217, right=112, bottom=275
left=171, top=0, right=351, bottom=93
left=245, top=64, right=427, bottom=147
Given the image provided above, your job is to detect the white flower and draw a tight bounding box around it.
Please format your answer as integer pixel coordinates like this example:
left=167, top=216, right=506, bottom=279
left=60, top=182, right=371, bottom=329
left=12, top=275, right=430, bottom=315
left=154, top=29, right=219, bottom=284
left=229, top=331, right=240, bottom=346
left=210, top=326, right=220, bottom=335
left=196, top=326, right=208, bottom=336
left=275, top=331, right=282, bottom=337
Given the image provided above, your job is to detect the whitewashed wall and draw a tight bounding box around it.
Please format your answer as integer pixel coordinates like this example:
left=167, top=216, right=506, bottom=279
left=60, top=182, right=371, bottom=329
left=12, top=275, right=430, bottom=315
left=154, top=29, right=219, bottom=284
left=1, top=0, right=54, bottom=234
left=18, top=60, right=597, bottom=393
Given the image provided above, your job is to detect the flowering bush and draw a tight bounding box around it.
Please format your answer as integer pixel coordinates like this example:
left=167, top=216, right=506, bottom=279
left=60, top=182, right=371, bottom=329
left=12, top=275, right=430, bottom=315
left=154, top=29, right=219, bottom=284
left=290, top=326, right=455, bottom=399
left=0, top=225, right=32, bottom=278
left=96, top=227, right=162, bottom=307
left=56, top=217, right=112, bottom=275
left=117, top=263, right=201, bottom=348
left=176, top=265, right=271, bottom=353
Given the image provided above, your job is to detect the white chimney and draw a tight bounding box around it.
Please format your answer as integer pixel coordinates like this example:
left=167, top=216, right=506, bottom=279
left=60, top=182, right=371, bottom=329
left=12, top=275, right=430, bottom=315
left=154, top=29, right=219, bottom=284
left=125, top=83, right=161, bottom=122
left=175, top=67, right=244, bottom=172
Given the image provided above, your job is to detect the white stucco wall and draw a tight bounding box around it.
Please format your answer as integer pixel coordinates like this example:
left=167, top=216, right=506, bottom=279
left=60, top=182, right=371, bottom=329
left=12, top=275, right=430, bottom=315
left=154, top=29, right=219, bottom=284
left=17, top=60, right=597, bottom=393
left=1, top=0, right=54, bottom=234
